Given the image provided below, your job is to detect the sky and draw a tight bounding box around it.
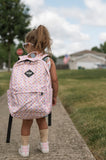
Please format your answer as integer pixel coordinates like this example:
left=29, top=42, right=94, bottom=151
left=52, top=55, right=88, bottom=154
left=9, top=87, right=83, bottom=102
left=21, top=0, right=106, bottom=57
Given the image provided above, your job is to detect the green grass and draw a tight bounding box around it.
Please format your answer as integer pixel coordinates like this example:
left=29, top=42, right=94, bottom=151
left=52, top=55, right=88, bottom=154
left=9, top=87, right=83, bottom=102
left=57, top=69, right=106, bottom=160
left=0, top=72, right=11, bottom=96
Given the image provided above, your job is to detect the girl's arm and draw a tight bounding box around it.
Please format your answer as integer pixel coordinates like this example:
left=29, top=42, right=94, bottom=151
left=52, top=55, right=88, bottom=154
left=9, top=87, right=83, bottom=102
left=50, top=58, right=58, bottom=105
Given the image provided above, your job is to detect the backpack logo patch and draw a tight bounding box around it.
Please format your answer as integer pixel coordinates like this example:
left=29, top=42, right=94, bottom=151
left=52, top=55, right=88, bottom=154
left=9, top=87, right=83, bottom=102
left=24, top=70, right=34, bottom=77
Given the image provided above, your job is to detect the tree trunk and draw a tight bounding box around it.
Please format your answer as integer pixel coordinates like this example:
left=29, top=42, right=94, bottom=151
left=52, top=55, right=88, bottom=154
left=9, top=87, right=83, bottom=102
left=8, top=44, right=11, bottom=72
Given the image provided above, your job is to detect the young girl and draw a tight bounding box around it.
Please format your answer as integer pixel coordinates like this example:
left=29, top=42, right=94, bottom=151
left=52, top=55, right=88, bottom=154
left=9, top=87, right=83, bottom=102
left=18, top=25, right=58, bottom=157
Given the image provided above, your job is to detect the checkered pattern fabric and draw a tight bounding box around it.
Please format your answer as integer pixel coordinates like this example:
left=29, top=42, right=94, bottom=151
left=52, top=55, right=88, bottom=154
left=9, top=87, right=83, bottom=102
left=7, top=53, right=53, bottom=119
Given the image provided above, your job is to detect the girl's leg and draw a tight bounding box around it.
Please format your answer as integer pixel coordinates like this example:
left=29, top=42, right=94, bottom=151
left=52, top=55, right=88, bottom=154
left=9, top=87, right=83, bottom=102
left=19, top=119, right=33, bottom=157
left=36, top=117, right=48, bottom=130
left=36, top=117, right=48, bottom=143
left=21, top=119, right=33, bottom=136
left=21, top=119, right=33, bottom=146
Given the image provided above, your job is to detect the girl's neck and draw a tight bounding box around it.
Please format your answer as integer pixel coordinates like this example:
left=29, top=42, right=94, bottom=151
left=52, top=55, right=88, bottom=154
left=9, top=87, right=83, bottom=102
left=28, top=50, right=43, bottom=58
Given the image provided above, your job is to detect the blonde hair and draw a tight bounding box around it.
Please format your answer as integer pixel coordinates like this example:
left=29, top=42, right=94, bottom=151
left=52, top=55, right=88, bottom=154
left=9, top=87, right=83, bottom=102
left=25, top=25, right=52, bottom=56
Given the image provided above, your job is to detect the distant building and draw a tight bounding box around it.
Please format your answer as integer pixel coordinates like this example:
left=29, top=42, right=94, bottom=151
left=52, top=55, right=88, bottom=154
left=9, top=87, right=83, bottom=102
left=97, top=64, right=106, bottom=69
left=56, top=57, right=69, bottom=69
left=56, top=58, right=64, bottom=65
left=69, top=50, right=106, bottom=70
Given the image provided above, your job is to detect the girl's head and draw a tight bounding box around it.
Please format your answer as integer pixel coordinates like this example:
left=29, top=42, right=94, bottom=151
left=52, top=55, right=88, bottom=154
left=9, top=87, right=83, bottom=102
left=24, top=25, right=52, bottom=55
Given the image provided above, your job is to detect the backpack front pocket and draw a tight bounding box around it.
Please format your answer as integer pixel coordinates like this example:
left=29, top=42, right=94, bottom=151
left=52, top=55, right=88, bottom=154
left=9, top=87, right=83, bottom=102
left=10, top=88, right=52, bottom=119
left=15, top=92, right=46, bottom=107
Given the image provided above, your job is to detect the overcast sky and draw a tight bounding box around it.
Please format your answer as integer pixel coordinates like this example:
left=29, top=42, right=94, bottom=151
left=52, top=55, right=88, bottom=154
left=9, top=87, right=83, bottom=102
left=21, top=0, right=106, bottom=57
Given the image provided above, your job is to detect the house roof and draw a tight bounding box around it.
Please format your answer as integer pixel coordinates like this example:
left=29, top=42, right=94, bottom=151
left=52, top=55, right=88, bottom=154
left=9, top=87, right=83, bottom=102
left=72, top=53, right=105, bottom=62
left=70, top=50, right=106, bottom=58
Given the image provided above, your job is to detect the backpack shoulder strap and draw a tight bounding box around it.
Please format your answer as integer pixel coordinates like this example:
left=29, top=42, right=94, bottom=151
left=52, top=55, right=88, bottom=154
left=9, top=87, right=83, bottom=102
left=42, top=56, right=51, bottom=70
left=42, top=56, right=49, bottom=62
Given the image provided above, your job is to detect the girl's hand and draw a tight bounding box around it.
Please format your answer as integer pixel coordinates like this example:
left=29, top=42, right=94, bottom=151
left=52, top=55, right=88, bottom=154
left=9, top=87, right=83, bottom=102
left=52, top=97, right=57, bottom=106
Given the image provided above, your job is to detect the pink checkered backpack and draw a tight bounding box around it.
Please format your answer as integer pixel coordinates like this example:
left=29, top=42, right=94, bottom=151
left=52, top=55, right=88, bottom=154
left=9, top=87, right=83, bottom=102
left=7, top=52, right=53, bottom=119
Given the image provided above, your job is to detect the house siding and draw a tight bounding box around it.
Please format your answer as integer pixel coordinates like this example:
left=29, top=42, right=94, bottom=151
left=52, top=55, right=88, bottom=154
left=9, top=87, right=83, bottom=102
left=69, top=51, right=106, bottom=69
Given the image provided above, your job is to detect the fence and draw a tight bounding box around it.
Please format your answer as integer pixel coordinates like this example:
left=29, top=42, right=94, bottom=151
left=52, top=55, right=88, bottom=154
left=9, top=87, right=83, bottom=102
left=56, top=64, right=69, bottom=69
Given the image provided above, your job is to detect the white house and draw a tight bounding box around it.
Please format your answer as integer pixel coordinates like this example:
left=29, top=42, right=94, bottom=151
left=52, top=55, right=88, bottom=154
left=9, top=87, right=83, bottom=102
left=69, top=50, right=106, bottom=70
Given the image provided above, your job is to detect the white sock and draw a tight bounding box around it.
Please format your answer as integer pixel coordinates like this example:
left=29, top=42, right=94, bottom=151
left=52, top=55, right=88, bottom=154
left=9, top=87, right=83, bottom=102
left=21, top=136, right=29, bottom=146
left=39, top=129, right=48, bottom=143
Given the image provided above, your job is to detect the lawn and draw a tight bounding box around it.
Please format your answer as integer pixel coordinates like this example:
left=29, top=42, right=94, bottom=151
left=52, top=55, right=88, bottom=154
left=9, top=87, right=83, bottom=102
left=57, top=69, right=106, bottom=160
left=0, top=71, right=11, bottom=96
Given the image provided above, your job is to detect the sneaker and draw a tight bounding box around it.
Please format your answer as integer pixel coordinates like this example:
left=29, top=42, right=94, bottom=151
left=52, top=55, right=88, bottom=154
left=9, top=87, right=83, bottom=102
left=37, top=141, right=49, bottom=153
left=18, top=145, right=29, bottom=157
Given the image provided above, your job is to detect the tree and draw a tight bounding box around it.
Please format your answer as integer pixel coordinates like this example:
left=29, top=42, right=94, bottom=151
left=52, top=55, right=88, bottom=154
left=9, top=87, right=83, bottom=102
left=100, top=42, right=106, bottom=53
left=51, top=54, right=57, bottom=63
left=91, top=41, right=106, bottom=54
left=0, top=0, right=31, bottom=71
left=91, top=46, right=101, bottom=52
left=0, top=43, right=22, bottom=69
left=0, top=44, right=8, bottom=68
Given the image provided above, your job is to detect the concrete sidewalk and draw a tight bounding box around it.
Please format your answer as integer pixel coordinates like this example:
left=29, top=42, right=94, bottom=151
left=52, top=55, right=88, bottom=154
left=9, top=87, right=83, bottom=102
left=0, top=93, right=96, bottom=160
